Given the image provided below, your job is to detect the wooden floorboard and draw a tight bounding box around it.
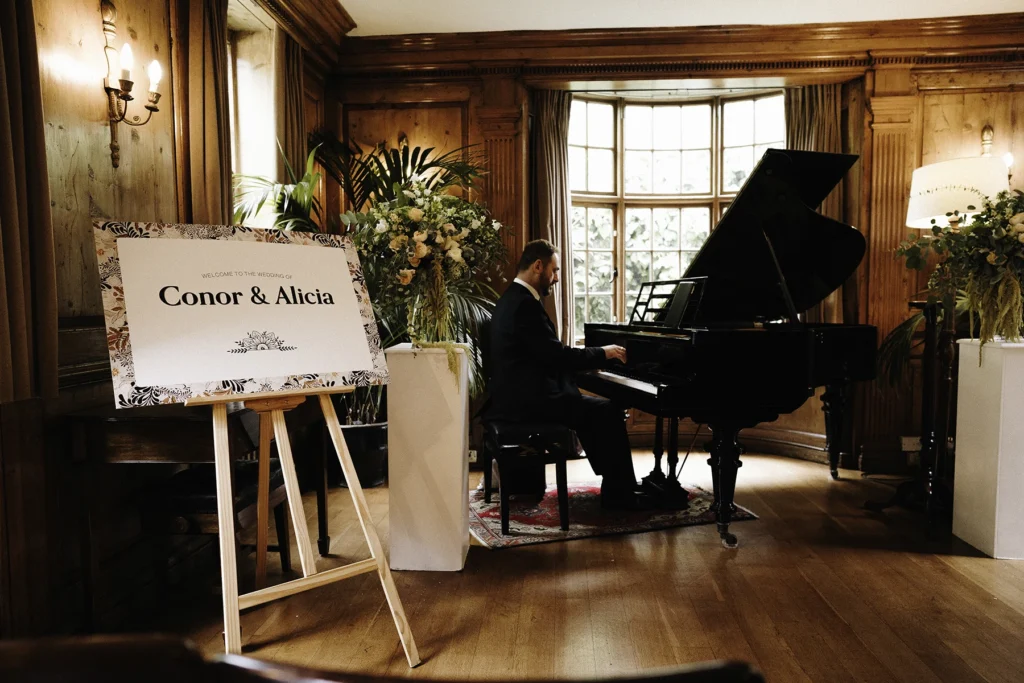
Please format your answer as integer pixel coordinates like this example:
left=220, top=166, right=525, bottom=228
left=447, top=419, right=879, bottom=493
left=145, top=452, right=1024, bottom=682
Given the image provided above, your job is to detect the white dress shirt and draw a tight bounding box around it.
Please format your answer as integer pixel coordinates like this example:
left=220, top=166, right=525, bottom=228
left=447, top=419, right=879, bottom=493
left=513, top=277, right=541, bottom=302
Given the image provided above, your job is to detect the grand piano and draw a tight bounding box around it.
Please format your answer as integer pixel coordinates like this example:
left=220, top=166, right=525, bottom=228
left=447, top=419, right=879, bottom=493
left=577, top=149, right=877, bottom=548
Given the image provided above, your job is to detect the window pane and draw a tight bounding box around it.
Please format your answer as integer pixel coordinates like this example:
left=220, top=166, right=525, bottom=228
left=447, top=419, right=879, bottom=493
left=624, top=150, right=651, bottom=193
left=681, top=207, right=711, bottom=249
left=681, top=149, right=711, bottom=194
left=755, top=95, right=785, bottom=144
left=754, top=143, right=780, bottom=166
left=653, top=106, right=681, bottom=150
left=681, top=104, right=711, bottom=149
left=624, top=105, right=652, bottom=149
left=588, top=148, right=614, bottom=193
left=569, top=146, right=586, bottom=192
left=653, top=151, right=681, bottom=194
left=625, top=208, right=652, bottom=250
left=723, top=145, right=754, bottom=191
left=587, top=102, right=614, bottom=148
left=653, top=251, right=680, bottom=280
left=588, top=295, right=612, bottom=323
left=681, top=251, right=698, bottom=273
left=723, top=99, right=754, bottom=147
left=573, top=251, right=586, bottom=292
left=571, top=206, right=587, bottom=248
left=588, top=208, right=613, bottom=249
left=574, top=296, right=586, bottom=341
left=625, top=294, right=638, bottom=320
left=653, top=208, right=680, bottom=248
left=588, top=252, right=613, bottom=293
left=569, top=100, right=587, bottom=146
left=625, top=251, right=651, bottom=292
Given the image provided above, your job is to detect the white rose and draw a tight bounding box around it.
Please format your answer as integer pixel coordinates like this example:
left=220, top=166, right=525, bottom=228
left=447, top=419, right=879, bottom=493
left=443, top=222, right=456, bottom=233
left=435, top=231, right=445, bottom=244
left=412, top=230, right=429, bottom=243
left=415, top=198, right=424, bottom=206
left=459, top=227, right=470, bottom=239
left=424, top=188, right=432, bottom=196
left=492, top=220, right=501, bottom=231
left=1017, top=233, right=1024, bottom=244
left=407, top=208, right=424, bottom=222
left=1009, top=212, right=1024, bottom=226
left=374, top=219, right=388, bottom=234
left=447, top=246, right=463, bottom=262
left=470, top=219, right=481, bottom=230
left=402, top=190, right=416, bottom=199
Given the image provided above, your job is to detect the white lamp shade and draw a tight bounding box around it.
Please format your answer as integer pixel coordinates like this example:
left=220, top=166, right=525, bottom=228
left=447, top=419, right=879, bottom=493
left=906, top=156, right=1009, bottom=229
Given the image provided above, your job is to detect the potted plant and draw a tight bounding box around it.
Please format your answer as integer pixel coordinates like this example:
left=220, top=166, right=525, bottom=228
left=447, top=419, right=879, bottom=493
left=233, top=139, right=502, bottom=492
left=891, top=188, right=1024, bottom=557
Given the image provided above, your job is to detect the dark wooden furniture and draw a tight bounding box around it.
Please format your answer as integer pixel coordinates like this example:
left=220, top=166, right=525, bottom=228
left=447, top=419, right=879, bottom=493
left=69, top=403, right=330, bottom=627
left=481, top=421, right=572, bottom=534
left=578, top=150, right=878, bottom=548
left=0, top=635, right=765, bottom=683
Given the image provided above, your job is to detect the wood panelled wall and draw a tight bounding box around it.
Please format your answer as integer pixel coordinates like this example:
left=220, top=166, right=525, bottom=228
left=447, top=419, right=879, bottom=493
left=6, top=0, right=348, bottom=637
left=333, top=13, right=1024, bottom=471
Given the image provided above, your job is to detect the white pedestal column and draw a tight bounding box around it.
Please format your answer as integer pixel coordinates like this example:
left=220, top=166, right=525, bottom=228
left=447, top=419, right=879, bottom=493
left=385, top=343, right=470, bottom=571
left=953, top=339, right=1024, bottom=559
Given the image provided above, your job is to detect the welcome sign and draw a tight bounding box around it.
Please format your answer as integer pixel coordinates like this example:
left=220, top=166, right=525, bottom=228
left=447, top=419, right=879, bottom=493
left=94, top=221, right=387, bottom=408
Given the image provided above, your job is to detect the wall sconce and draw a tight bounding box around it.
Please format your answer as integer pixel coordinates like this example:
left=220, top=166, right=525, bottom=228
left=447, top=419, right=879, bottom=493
left=101, top=0, right=162, bottom=168
left=981, top=124, right=1014, bottom=182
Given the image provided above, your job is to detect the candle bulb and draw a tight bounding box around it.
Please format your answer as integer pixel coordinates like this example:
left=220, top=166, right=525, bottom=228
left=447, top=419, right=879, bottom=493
left=119, top=42, right=133, bottom=81
left=147, top=60, right=162, bottom=93
left=1004, top=152, right=1015, bottom=170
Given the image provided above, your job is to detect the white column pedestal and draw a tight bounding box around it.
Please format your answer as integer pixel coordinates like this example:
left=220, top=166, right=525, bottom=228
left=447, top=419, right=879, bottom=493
left=953, top=339, right=1024, bottom=559
left=385, top=343, right=470, bottom=571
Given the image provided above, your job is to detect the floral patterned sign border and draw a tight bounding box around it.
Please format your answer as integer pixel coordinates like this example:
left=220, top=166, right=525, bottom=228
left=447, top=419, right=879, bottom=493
left=93, top=220, right=389, bottom=408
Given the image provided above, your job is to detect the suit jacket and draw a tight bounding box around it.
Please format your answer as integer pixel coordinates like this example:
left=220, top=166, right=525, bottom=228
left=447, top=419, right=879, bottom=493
left=487, top=282, right=607, bottom=422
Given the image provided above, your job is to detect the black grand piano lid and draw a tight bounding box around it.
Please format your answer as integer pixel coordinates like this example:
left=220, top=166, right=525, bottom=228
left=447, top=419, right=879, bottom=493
left=683, top=148, right=863, bottom=322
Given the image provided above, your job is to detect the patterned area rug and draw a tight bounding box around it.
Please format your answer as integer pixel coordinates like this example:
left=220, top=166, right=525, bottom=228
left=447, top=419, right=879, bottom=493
left=469, top=483, right=757, bottom=549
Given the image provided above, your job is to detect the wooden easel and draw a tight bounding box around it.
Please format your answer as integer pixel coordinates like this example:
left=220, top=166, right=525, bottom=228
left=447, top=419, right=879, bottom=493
left=187, top=385, right=419, bottom=666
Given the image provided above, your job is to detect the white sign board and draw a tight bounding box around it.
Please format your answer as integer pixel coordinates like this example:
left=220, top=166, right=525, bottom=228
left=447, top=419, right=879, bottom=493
left=94, top=221, right=387, bottom=408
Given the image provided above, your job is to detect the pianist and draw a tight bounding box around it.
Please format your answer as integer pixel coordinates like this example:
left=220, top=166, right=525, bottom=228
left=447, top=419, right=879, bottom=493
left=488, top=240, right=652, bottom=510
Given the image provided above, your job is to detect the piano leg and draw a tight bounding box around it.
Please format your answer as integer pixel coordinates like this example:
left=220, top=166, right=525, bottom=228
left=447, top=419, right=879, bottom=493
left=821, top=382, right=848, bottom=481
left=662, top=418, right=689, bottom=508
left=642, top=415, right=667, bottom=489
left=708, top=424, right=743, bottom=548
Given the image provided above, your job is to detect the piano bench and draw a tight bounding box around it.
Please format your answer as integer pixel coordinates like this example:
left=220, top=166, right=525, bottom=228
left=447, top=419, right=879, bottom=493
left=141, top=459, right=292, bottom=573
left=481, top=422, right=575, bottom=535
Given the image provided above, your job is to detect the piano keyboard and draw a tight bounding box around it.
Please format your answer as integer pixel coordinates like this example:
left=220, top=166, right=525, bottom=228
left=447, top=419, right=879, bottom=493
left=589, top=370, right=660, bottom=395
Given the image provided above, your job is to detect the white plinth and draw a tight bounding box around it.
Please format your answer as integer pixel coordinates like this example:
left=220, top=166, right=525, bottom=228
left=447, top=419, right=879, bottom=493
left=385, top=343, right=470, bottom=571
left=953, top=339, right=1024, bottom=559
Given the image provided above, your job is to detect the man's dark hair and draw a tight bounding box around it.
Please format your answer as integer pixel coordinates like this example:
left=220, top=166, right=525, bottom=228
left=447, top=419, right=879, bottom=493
left=516, top=239, right=557, bottom=272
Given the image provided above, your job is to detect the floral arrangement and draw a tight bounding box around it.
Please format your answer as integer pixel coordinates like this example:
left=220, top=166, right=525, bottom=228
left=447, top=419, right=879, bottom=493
left=341, top=179, right=506, bottom=383
left=897, top=189, right=1024, bottom=347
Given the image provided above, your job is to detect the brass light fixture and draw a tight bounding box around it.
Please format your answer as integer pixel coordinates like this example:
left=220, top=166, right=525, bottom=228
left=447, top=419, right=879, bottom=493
left=981, top=123, right=1014, bottom=182
left=101, top=0, right=162, bottom=168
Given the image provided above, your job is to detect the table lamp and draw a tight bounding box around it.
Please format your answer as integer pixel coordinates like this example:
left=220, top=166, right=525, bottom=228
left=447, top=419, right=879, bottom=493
left=906, top=156, right=1009, bottom=229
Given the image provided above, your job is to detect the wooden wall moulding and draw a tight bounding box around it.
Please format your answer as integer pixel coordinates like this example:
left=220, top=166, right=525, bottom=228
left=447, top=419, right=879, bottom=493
left=476, top=105, right=525, bottom=262
left=334, top=13, right=1024, bottom=82
left=858, top=94, right=922, bottom=463
left=252, top=0, right=354, bottom=71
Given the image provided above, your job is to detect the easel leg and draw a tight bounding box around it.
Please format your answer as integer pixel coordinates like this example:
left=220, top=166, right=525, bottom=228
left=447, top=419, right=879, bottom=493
left=212, top=404, right=242, bottom=654
left=255, top=412, right=272, bottom=588
left=320, top=395, right=421, bottom=667
left=271, top=410, right=318, bottom=577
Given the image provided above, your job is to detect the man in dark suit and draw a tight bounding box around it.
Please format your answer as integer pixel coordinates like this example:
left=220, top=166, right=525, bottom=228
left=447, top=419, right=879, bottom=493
left=489, top=239, right=650, bottom=509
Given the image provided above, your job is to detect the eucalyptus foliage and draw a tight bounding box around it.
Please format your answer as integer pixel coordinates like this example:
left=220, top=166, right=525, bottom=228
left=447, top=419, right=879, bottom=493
left=880, top=189, right=1024, bottom=382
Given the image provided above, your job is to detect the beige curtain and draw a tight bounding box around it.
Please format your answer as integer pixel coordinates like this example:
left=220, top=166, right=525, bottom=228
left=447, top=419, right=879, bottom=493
left=275, top=29, right=306, bottom=182
left=785, top=84, right=844, bottom=323
left=185, top=0, right=232, bottom=224
left=530, top=90, right=574, bottom=343
left=0, top=0, right=58, bottom=402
